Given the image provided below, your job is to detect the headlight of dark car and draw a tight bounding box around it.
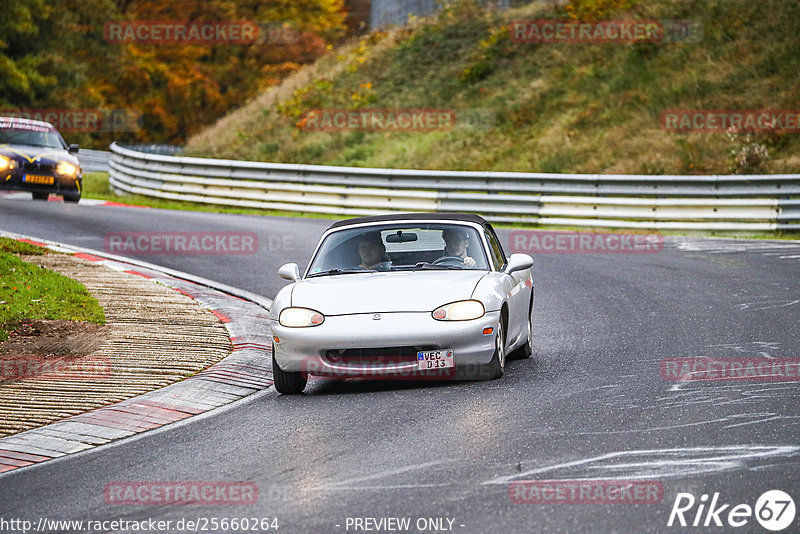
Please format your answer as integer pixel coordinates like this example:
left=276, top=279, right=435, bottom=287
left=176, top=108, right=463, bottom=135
left=0, top=155, right=16, bottom=172
left=56, top=161, right=79, bottom=177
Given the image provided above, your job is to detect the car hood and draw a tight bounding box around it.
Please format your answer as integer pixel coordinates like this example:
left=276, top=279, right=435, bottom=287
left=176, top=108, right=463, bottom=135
left=0, top=144, right=78, bottom=166
left=291, top=270, right=488, bottom=315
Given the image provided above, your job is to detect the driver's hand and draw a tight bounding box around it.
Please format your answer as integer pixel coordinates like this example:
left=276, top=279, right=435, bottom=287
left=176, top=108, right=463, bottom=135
left=464, top=256, right=476, bottom=267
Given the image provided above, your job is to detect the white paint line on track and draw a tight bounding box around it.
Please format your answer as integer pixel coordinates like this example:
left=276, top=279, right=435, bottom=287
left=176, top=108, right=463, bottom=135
left=315, top=460, right=455, bottom=491
left=482, top=445, right=800, bottom=485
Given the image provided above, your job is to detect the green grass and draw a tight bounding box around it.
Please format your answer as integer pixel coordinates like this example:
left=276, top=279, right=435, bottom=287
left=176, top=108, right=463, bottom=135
left=90, top=0, right=800, bottom=238
left=0, top=239, right=105, bottom=341
left=0, top=238, right=48, bottom=256
left=185, top=0, right=800, bottom=175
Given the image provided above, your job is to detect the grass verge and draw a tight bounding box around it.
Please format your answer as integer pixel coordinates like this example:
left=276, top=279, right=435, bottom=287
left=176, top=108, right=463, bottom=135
left=185, top=0, right=800, bottom=176
left=0, top=238, right=106, bottom=341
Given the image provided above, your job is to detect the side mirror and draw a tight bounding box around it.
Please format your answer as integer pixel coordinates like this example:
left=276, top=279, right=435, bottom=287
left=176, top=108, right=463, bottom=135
left=503, top=253, right=534, bottom=274
left=68, top=144, right=80, bottom=154
left=278, top=262, right=301, bottom=282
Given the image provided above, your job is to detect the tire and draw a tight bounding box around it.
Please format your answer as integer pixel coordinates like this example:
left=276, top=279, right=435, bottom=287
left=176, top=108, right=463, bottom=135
left=509, top=296, right=533, bottom=360
left=63, top=194, right=81, bottom=204
left=32, top=192, right=49, bottom=201
left=483, top=319, right=505, bottom=380
left=272, top=347, right=307, bottom=394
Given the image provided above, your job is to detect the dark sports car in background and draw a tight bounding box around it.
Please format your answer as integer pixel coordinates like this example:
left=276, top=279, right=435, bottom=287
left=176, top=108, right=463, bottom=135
left=0, top=117, right=82, bottom=203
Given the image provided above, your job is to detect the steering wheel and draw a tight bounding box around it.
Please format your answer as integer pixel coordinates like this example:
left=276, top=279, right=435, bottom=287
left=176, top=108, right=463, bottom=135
left=433, top=256, right=466, bottom=266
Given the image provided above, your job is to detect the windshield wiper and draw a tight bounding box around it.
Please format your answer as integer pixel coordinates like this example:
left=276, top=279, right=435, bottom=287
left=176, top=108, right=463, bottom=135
left=306, top=268, right=377, bottom=278
left=410, top=262, right=463, bottom=270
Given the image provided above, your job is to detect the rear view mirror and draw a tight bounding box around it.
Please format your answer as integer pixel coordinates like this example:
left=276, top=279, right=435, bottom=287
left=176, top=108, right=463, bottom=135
left=503, top=254, right=534, bottom=274
left=68, top=144, right=80, bottom=154
left=385, top=231, right=418, bottom=243
left=278, top=263, right=301, bottom=281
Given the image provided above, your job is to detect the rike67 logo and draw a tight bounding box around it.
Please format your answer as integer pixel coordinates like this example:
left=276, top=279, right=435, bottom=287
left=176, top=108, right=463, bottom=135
left=668, top=490, right=796, bottom=531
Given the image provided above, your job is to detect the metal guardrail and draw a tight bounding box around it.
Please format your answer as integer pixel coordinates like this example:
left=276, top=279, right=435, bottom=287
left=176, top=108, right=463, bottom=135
left=108, top=143, right=799, bottom=231
left=78, top=149, right=112, bottom=173
left=79, top=145, right=182, bottom=173
left=118, top=144, right=184, bottom=156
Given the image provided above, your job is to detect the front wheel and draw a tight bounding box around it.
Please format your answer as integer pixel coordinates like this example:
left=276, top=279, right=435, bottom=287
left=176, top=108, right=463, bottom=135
left=508, top=315, right=533, bottom=360
left=63, top=194, right=81, bottom=204
left=483, top=320, right=505, bottom=379
left=272, top=347, right=307, bottom=394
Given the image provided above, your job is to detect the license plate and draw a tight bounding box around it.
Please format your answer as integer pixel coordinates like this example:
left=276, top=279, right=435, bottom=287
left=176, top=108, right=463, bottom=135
left=417, top=349, right=455, bottom=370
left=24, top=174, right=54, bottom=185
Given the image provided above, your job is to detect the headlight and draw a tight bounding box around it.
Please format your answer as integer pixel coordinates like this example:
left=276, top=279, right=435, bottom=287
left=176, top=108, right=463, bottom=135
left=279, top=307, right=325, bottom=328
left=56, top=161, right=78, bottom=177
left=432, top=300, right=485, bottom=321
left=0, top=155, right=13, bottom=171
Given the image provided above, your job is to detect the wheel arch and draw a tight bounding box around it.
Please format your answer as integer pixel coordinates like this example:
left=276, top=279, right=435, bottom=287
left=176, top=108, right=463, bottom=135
left=500, top=302, right=509, bottom=343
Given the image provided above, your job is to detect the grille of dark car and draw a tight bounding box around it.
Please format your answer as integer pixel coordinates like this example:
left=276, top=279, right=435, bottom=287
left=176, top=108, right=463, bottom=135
left=23, top=162, right=56, bottom=174
left=325, top=346, right=435, bottom=364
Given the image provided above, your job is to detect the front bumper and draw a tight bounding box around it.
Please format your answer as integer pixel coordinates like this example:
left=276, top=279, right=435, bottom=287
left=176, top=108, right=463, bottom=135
left=270, top=310, right=501, bottom=378
left=1, top=172, right=82, bottom=195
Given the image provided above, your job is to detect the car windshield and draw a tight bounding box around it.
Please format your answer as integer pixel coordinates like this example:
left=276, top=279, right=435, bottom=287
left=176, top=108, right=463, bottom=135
left=0, top=123, right=65, bottom=149
left=306, top=223, right=490, bottom=276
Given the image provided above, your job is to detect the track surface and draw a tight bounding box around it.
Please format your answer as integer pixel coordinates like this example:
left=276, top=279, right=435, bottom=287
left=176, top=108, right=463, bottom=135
left=1, top=198, right=799, bottom=533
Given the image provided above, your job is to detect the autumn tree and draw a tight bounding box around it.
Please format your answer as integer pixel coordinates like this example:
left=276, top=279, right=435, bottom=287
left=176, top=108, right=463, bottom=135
left=0, top=0, right=346, bottom=146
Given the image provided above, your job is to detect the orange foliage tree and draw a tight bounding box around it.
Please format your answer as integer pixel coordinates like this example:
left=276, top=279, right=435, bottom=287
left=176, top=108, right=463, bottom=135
left=0, top=0, right=346, bottom=146
left=110, top=0, right=345, bottom=143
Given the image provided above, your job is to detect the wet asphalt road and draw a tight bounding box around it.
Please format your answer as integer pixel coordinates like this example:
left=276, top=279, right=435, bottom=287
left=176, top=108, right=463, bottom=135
left=1, top=197, right=799, bottom=533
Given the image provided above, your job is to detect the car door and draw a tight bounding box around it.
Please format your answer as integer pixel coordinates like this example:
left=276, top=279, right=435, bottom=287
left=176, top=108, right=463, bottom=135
left=484, top=226, right=528, bottom=349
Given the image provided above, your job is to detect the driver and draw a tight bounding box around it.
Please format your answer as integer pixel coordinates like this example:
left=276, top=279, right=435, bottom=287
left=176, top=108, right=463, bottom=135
left=356, top=232, right=392, bottom=270
left=441, top=228, right=476, bottom=267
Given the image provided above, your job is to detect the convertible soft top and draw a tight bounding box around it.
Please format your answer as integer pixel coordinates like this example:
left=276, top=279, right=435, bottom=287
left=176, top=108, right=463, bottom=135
left=327, top=212, right=488, bottom=231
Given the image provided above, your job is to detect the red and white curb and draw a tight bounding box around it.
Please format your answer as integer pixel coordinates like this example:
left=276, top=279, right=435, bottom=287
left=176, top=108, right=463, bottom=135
left=0, top=233, right=274, bottom=474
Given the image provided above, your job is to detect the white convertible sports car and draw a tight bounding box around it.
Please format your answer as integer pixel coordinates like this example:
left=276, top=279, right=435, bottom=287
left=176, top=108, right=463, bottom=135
left=269, top=213, right=534, bottom=394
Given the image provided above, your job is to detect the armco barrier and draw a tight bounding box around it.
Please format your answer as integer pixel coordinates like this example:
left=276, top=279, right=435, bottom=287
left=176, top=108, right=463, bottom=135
left=78, top=146, right=181, bottom=173
left=108, top=143, right=800, bottom=231
left=78, top=149, right=112, bottom=173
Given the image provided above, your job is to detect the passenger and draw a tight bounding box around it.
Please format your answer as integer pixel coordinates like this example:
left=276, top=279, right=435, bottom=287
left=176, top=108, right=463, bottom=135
left=356, top=233, right=392, bottom=270
left=441, top=228, right=477, bottom=267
